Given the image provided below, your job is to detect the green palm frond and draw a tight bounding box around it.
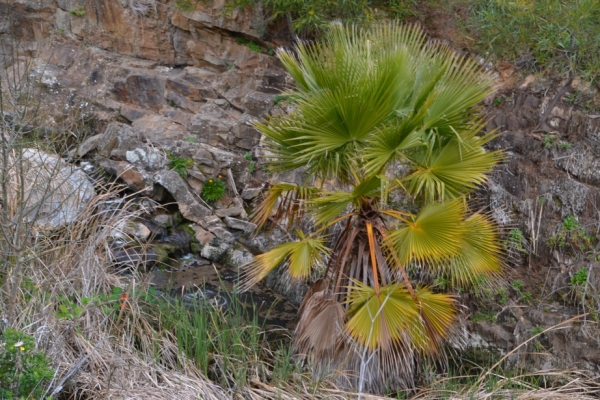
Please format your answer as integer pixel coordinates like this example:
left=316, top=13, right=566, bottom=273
left=346, top=281, right=420, bottom=350
left=386, top=200, right=466, bottom=265
left=402, top=131, right=503, bottom=201
left=409, top=287, right=456, bottom=354
left=238, top=235, right=329, bottom=291
left=437, top=213, right=503, bottom=287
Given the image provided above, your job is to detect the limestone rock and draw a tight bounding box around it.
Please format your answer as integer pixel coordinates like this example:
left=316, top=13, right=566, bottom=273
left=0, top=149, right=95, bottom=230
left=224, top=216, right=257, bottom=233
left=155, top=169, right=211, bottom=224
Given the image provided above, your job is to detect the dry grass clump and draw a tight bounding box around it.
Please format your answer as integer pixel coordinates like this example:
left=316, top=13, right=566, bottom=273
left=1, top=183, right=228, bottom=399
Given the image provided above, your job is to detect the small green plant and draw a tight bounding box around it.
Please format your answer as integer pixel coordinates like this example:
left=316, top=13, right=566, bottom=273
left=434, top=276, right=449, bottom=291
left=511, top=279, right=524, bottom=292
left=547, top=215, right=595, bottom=253
left=0, top=328, right=55, bottom=399
left=168, top=153, right=195, bottom=178
left=557, top=142, right=571, bottom=151
left=184, top=136, right=198, bottom=143
left=492, top=97, right=504, bottom=107
left=69, top=7, right=86, bottom=16
left=266, top=47, right=275, bottom=56
left=530, top=324, right=544, bottom=336
left=248, top=161, right=256, bottom=174
left=56, top=28, right=64, bottom=35
left=543, top=135, right=555, bottom=148
left=201, top=177, right=227, bottom=202
left=174, top=0, right=197, bottom=12
left=237, top=38, right=263, bottom=53
left=571, top=268, right=588, bottom=286
left=506, top=228, right=528, bottom=254
left=243, top=152, right=253, bottom=161
left=473, top=311, right=497, bottom=323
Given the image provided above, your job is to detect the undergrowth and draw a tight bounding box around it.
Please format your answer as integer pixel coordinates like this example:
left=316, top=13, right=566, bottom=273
left=464, top=0, right=600, bottom=85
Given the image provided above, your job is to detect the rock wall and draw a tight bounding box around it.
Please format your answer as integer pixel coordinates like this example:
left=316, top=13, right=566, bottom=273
left=3, top=0, right=600, bottom=374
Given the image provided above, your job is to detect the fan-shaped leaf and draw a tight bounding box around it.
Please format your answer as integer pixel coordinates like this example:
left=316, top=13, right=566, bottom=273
left=403, top=131, right=502, bottom=201
left=386, top=200, right=466, bottom=265
left=346, top=281, right=420, bottom=350
left=238, top=236, right=329, bottom=291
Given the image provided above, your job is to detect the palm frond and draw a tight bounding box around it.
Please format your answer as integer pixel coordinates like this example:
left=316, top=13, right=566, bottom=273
left=385, top=200, right=466, bottom=265
left=346, top=281, right=419, bottom=350
left=402, top=130, right=503, bottom=201
left=294, top=284, right=345, bottom=361
left=237, top=235, right=329, bottom=291
left=409, top=287, right=457, bottom=355
left=251, top=183, right=320, bottom=230
left=434, top=213, right=503, bottom=287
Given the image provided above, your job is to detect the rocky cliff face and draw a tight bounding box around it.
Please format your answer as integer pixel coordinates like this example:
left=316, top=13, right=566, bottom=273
left=3, top=0, right=600, bottom=374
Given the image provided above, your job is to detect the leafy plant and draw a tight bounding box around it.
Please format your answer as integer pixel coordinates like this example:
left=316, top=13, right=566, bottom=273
left=239, top=23, right=503, bottom=392
left=506, top=228, right=528, bottom=254
left=168, top=153, right=194, bottom=178
left=237, top=38, right=263, bottom=53
left=174, top=0, right=197, bottom=12
left=184, top=136, right=198, bottom=143
left=0, top=328, right=54, bottom=399
left=570, top=268, right=588, bottom=286
left=543, top=135, right=555, bottom=148
left=473, top=311, right=497, bottom=323
left=547, top=215, right=595, bottom=253
left=492, top=97, right=503, bottom=107
left=243, top=152, right=253, bottom=161
left=465, top=0, right=600, bottom=85
left=69, top=7, right=86, bottom=17
left=201, top=177, right=227, bottom=202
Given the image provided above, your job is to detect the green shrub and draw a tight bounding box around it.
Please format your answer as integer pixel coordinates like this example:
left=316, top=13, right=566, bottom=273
left=0, top=328, right=54, bottom=399
left=69, top=7, right=86, bottom=17
left=571, top=268, right=588, bottom=286
left=168, top=153, right=194, bottom=178
left=201, top=177, right=227, bottom=202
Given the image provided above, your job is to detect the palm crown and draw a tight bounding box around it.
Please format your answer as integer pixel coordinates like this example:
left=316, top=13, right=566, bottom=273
left=240, top=23, right=503, bottom=391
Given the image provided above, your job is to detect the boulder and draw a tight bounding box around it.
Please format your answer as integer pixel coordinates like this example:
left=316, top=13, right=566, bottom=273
left=0, top=149, right=95, bottom=229
left=155, top=169, right=211, bottom=224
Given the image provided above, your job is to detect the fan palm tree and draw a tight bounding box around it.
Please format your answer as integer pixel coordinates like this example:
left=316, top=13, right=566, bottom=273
left=239, top=23, right=503, bottom=392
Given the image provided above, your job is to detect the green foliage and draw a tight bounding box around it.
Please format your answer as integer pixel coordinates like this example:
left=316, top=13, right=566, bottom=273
left=69, top=7, right=86, bottom=17
left=466, top=0, right=600, bottom=84
left=184, top=136, right=198, bottom=143
left=506, top=228, right=528, bottom=254
left=543, top=135, right=555, bottom=148
left=230, top=0, right=416, bottom=36
left=237, top=38, right=264, bottom=53
left=174, top=0, right=198, bottom=12
left=570, top=268, right=588, bottom=286
left=168, top=153, right=195, bottom=178
left=242, top=23, right=503, bottom=389
left=153, top=292, right=299, bottom=388
left=201, top=177, right=227, bottom=202
left=530, top=324, right=544, bottom=336
left=473, top=311, right=497, bottom=323
left=510, top=279, right=533, bottom=305
left=492, top=97, right=503, bottom=107
left=0, top=328, right=54, bottom=399
left=547, top=215, right=595, bottom=254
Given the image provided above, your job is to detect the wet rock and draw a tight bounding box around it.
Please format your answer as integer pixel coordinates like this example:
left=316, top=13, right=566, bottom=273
left=224, top=216, right=257, bottom=233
